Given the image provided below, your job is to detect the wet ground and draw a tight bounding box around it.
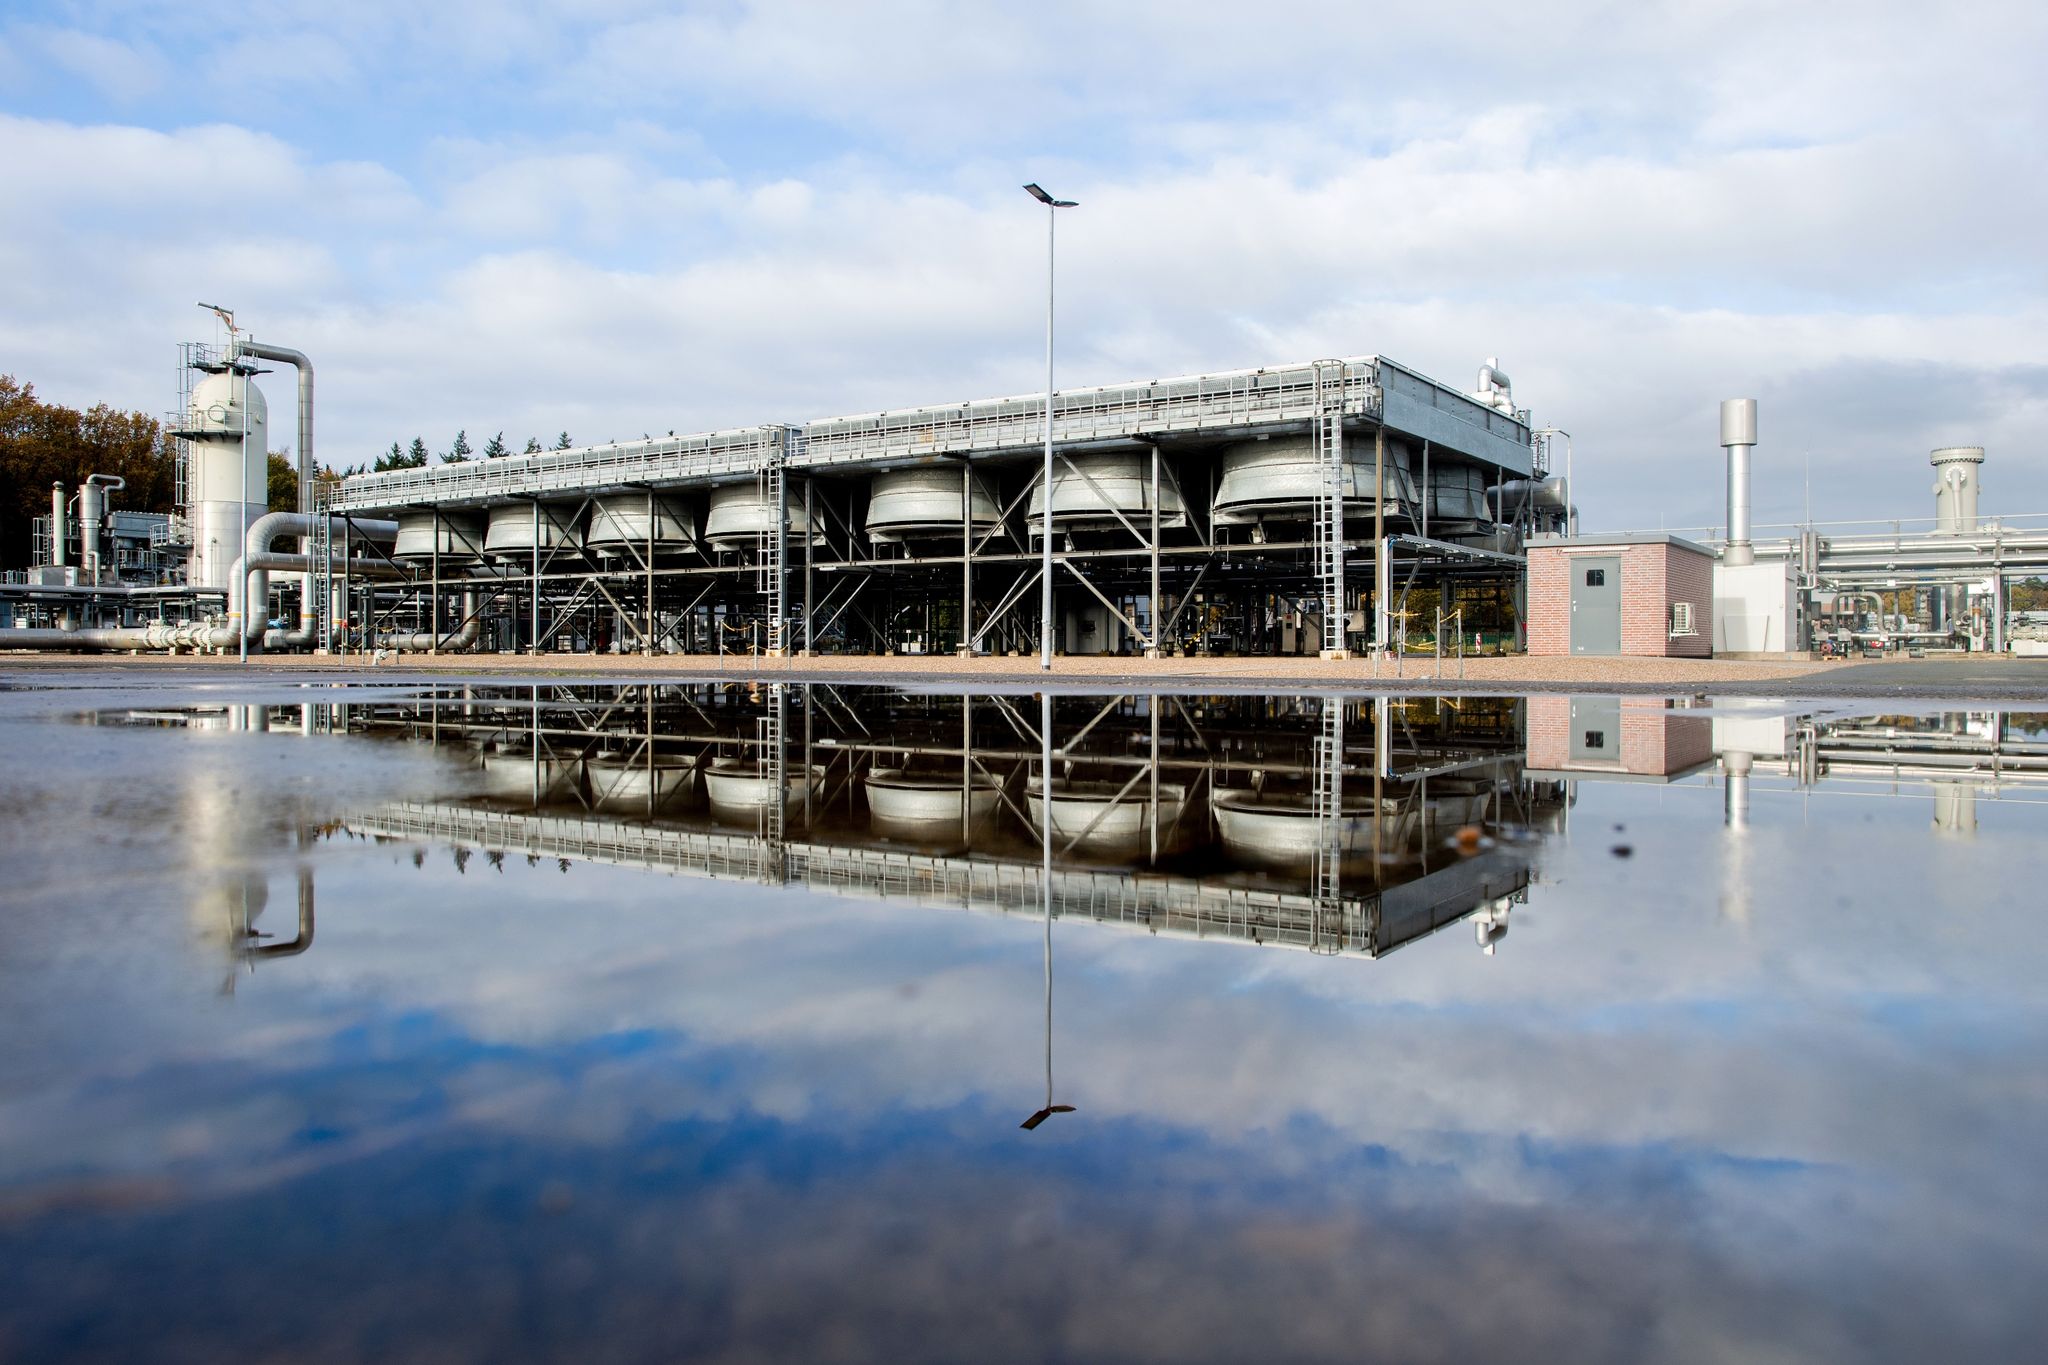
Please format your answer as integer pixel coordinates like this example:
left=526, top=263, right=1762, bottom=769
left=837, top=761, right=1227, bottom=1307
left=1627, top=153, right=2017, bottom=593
left=2, top=671, right=2045, bottom=1363
left=6, top=649, right=2048, bottom=699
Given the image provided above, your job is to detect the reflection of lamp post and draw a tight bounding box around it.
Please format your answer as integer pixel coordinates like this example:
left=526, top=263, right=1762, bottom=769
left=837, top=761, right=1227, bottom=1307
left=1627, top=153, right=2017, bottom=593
left=1022, top=689, right=1075, bottom=1129
left=1024, top=183, right=1077, bottom=672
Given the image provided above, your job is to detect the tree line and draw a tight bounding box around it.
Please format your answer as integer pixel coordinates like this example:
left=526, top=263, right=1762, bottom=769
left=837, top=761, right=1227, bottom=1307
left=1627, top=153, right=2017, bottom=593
left=1, top=375, right=178, bottom=566
left=2, top=374, right=337, bottom=566
left=362, top=430, right=574, bottom=472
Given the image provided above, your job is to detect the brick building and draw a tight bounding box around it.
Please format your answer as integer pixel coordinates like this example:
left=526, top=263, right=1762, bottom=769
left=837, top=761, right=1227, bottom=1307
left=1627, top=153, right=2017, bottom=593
left=1524, top=696, right=1716, bottom=778
left=1526, top=532, right=1714, bottom=657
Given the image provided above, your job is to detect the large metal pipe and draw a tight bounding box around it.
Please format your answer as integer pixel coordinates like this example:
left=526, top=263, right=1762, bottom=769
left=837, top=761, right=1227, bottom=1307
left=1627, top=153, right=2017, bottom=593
left=220, top=511, right=397, bottom=651
left=232, top=339, right=313, bottom=513
left=1721, top=398, right=1757, bottom=567
left=383, top=590, right=483, bottom=651
left=0, top=621, right=216, bottom=652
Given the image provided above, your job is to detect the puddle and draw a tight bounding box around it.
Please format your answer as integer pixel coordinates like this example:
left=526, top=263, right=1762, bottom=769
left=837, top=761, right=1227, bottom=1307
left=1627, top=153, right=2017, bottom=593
left=2, top=682, right=2045, bottom=1362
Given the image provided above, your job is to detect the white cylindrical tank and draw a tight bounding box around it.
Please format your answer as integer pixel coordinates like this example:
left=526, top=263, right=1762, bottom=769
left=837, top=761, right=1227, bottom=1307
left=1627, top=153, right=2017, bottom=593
left=393, top=511, right=488, bottom=561
left=1930, top=446, right=1985, bottom=534
left=484, top=501, right=581, bottom=559
left=865, top=769, right=1000, bottom=842
left=1025, top=778, right=1186, bottom=858
left=49, top=482, right=67, bottom=567
left=865, top=468, right=1002, bottom=543
left=586, top=493, right=696, bottom=555
left=703, top=482, right=821, bottom=550
left=1026, top=451, right=1186, bottom=537
left=703, top=758, right=826, bottom=824
left=588, top=756, right=699, bottom=813
left=182, top=369, right=269, bottom=592
left=1211, top=435, right=1417, bottom=527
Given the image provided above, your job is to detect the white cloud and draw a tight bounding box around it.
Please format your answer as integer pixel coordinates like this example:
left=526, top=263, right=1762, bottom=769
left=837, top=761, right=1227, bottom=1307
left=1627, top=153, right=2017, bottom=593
left=0, top=1, right=2043, bottom=525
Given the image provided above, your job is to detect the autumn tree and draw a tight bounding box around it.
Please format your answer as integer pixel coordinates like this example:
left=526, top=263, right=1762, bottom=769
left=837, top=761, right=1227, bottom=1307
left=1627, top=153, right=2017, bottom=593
left=0, top=375, right=175, bottom=567
left=267, top=451, right=298, bottom=511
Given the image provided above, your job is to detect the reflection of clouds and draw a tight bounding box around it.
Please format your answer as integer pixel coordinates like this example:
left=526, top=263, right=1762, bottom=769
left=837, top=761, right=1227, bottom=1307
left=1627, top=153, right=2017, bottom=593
left=6, top=688, right=2048, bottom=1357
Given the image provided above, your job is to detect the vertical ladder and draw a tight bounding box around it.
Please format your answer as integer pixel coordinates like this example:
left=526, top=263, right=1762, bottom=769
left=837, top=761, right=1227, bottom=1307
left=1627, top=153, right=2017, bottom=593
left=755, top=439, right=790, bottom=653
left=1311, top=360, right=1347, bottom=655
left=310, top=481, right=334, bottom=652
left=1308, top=693, right=1346, bottom=952
left=755, top=684, right=788, bottom=879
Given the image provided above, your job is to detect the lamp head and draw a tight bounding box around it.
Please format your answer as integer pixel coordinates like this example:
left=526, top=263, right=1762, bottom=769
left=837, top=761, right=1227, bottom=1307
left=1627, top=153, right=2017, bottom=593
left=1023, top=183, right=1077, bottom=207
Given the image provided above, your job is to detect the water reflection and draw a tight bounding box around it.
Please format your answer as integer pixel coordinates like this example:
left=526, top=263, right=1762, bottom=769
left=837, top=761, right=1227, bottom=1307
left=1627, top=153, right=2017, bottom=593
left=232, top=686, right=1552, bottom=960
left=94, top=688, right=2048, bottom=968
left=14, top=684, right=2048, bottom=1361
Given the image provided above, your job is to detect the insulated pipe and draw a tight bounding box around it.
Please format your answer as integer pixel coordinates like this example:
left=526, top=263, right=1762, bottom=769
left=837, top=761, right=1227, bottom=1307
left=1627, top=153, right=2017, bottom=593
left=244, top=867, right=315, bottom=961
left=49, top=482, right=66, bottom=567
left=218, top=511, right=397, bottom=650
left=0, top=621, right=216, bottom=652
left=232, top=340, right=313, bottom=513
left=1721, top=398, right=1757, bottom=567
left=384, top=590, right=482, bottom=651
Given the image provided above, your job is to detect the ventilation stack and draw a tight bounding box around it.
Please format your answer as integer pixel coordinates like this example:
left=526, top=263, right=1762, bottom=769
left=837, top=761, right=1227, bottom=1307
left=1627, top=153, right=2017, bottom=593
left=1720, top=399, right=1757, bottom=567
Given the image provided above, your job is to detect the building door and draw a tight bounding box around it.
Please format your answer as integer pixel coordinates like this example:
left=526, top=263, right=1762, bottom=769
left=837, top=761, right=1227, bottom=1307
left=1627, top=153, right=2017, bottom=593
left=1570, top=556, right=1622, bottom=655
left=1569, top=697, right=1621, bottom=762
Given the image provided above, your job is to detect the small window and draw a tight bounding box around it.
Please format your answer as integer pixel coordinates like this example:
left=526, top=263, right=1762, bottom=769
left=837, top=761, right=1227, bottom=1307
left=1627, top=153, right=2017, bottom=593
left=1670, top=602, right=1696, bottom=637
left=1583, top=731, right=1606, bottom=749
left=1584, top=569, right=1606, bottom=587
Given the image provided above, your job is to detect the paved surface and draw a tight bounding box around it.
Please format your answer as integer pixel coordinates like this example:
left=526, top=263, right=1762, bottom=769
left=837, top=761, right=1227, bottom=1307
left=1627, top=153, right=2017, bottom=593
left=8, top=650, right=2048, bottom=699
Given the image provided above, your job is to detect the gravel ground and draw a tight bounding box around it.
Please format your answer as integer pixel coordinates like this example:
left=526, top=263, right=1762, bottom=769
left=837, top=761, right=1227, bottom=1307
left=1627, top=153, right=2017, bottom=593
left=9, top=649, right=2046, bottom=699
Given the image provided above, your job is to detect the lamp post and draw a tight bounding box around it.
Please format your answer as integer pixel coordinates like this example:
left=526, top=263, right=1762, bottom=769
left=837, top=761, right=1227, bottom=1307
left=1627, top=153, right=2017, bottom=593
left=1021, top=688, right=1075, bottom=1130
left=1024, top=183, right=1077, bottom=671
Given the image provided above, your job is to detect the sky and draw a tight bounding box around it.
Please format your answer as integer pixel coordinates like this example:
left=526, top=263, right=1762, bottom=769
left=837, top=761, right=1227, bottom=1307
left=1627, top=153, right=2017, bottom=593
left=2, top=0, right=2044, bottom=533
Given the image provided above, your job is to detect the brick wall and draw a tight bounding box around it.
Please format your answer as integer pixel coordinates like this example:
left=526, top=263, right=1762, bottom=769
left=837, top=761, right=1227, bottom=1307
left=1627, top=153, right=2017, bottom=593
left=1529, top=541, right=1715, bottom=657
left=1527, top=550, right=1571, bottom=656
left=1527, top=695, right=1714, bottom=775
left=1526, top=695, right=1569, bottom=765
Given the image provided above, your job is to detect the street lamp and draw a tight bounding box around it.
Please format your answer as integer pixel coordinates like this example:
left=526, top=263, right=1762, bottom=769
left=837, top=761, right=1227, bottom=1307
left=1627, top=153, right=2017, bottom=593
left=1024, top=183, right=1077, bottom=671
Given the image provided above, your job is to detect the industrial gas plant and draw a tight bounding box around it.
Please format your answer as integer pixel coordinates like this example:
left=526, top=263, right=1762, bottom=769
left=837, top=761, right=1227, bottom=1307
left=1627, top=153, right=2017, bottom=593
left=4, top=330, right=2044, bottom=660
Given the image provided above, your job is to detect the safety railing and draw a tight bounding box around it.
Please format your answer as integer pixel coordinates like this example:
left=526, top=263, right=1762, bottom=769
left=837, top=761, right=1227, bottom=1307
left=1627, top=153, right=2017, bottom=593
left=332, top=425, right=793, bottom=511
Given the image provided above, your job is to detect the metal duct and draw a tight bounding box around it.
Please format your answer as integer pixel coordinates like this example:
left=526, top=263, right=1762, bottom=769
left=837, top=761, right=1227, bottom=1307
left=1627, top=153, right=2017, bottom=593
left=1721, top=398, right=1758, bottom=567
left=232, top=339, right=314, bottom=513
